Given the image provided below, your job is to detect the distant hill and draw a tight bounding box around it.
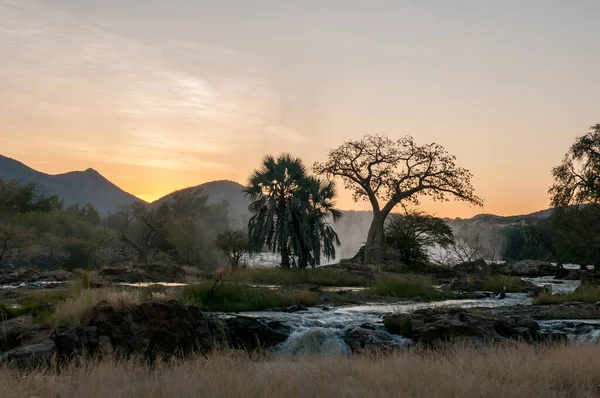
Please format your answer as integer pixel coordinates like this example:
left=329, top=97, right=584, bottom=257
left=1, top=154, right=559, bottom=259
left=0, top=155, right=142, bottom=214
left=151, top=180, right=251, bottom=229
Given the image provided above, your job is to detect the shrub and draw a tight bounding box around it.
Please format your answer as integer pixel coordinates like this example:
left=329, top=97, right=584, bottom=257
left=182, top=282, right=319, bottom=312
left=369, top=275, right=457, bottom=301
left=227, top=268, right=371, bottom=287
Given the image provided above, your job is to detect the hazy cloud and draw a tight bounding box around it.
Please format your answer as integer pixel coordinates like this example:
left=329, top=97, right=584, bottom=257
left=0, top=0, right=301, bottom=170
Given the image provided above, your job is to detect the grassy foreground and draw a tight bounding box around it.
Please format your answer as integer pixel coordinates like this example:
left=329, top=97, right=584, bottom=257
left=1, top=343, right=599, bottom=397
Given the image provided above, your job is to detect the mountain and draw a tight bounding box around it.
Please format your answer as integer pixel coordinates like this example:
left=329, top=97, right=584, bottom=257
left=1, top=154, right=558, bottom=259
left=0, top=155, right=142, bottom=214
left=151, top=180, right=251, bottom=228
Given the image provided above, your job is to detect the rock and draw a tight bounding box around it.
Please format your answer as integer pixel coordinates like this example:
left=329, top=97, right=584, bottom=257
left=0, top=316, right=49, bottom=352
left=0, top=339, right=56, bottom=369
left=343, top=323, right=410, bottom=353
left=222, top=316, right=290, bottom=350
left=453, top=259, right=490, bottom=274
left=0, top=268, right=73, bottom=285
left=384, top=309, right=541, bottom=346
left=100, top=264, right=186, bottom=283
left=83, top=300, right=224, bottom=360
left=279, top=305, right=309, bottom=313
left=50, top=326, right=99, bottom=357
left=487, top=302, right=600, bottom=320
left=492, top=260, right=555, bottom=277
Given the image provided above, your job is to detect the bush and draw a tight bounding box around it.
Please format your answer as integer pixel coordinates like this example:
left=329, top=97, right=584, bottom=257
left=369, top=275, right=457, bottom=301
left=182, top=282, right=319, bottom=312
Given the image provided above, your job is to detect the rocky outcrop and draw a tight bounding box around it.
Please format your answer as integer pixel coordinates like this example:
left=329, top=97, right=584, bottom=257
left=453, top=259, right=490, bottom=274
left=486, top=302, right=600, bottom=320
left=100, top=264, right=186, bottom=283
left=0, top=316, right=49, bottom=352
left=0, top=340, right=56, bottom=369
left=441, top=276, right=544, bottom=295
left=221, top=316, right=290, bottom=349
left=343, top=323, right=410, bottom=353
left=492, top=260, right=556, bottom=277
left=0, top=269, right=73, bottom=285
left=383, top=309, right=565, bottom=346
left=1, top=300, right=293, bottom=368
left=82, top=300, right=224, bottom=360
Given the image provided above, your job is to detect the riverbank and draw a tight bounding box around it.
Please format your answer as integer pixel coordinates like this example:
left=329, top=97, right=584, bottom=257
left=1, top=343, right=599, bottom=398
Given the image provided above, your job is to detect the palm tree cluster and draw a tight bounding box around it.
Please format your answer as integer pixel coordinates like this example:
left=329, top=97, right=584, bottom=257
left=245, top=154, right=341, bottom=269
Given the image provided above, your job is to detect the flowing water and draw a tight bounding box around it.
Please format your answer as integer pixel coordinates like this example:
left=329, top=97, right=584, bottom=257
left=2, top=276, right=599, bottom=353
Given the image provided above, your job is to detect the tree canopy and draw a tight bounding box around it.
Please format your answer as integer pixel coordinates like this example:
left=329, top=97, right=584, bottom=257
left=550, top=124, right=600, bottom=207
left=245, top=154, right=341, bottom=268
left=313, top=134, right=481, bottom=263
left=385, top=211, right=454, bottom=264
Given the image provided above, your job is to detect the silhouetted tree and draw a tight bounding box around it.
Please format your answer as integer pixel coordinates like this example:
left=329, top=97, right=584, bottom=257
left=550, top=124, right=600, bottom=206
left=385, top=211, right=454, bottom=264
left=245, top=154, right=341, bottom=268
left=314, top=135, right=482, bottom=263
left=215, top=229, right=249, bottom=270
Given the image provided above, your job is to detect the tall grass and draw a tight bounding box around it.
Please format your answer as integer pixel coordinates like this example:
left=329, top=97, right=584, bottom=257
left=535, top=285, right=600, bottom=304
left=182, top=283, right=319, bottom=312
left=226, top=268, right=372, bottom=287
left=2, top=343, right=599, bottom=397
left=369, top=275, right=457, bottom=301
left=51, top=289, right=142, bottom=327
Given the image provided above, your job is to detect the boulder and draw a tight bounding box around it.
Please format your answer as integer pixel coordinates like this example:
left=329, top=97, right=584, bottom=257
left=453, top=259, right=490, bottom=274
left=0, top=339, right=56, bottom=369
left=100, top=264, right=186, bottom=283
left=222, top=316, right=291, bottom=350
left=0, top=268, right=73, bottom=285
left=343, top=323, right=410, bottom=353
left=492, top=260, right=556, bottom=277
left=383, top=309, right=543, bottom=346
left=82, top=300, right=224, bottom=360
left=0, top=316, right=49, bottom=352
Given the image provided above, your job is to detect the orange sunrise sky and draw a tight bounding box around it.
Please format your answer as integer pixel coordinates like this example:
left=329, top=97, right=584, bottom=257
left=1, top=0, right=599, bottom=218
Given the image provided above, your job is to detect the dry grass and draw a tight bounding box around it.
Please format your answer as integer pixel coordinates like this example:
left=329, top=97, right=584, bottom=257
left=1, top=343, right=600, bottom=397
left=535, top=285, right=600, bottom=304
left=50, top=288, right=142, bottom=327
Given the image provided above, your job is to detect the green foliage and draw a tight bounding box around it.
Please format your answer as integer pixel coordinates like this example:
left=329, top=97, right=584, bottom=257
left=313, top=135, right=482, bottom=263
left=245, top=154, right=341, bottom=269
left=0, top=177, right=63, bottom=217
left=535, top=286, right=600, bottom=304
left=181, top=282, right=319, bottom=312
left=385, top=211, right=454, bottom=264
left=479, top=275, right=526, bottom=293
left=369, top=275, right=457, bottom=301
left=503, top=205, right=600, bottom=267
left=550, top=124, right=600, bottom=207
left=226, top=267, right=371, bottom=287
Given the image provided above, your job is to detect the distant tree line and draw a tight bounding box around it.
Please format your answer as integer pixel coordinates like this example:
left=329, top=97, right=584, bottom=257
left=503, top=124, right=600, bottom=269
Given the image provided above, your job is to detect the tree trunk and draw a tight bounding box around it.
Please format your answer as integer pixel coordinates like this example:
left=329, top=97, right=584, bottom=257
left=364, top=211, right=386, bottom=264
left=281, top=244, right=291, bottom=269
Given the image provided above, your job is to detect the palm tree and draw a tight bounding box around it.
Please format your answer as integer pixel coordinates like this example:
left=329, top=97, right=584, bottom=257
left=292, top=177, right=342, bottom=268
left=245, top=154, right=307, bottom=268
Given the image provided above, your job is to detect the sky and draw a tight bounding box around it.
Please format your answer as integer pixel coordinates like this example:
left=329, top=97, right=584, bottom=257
left=1, top=0, right=599, bottom=218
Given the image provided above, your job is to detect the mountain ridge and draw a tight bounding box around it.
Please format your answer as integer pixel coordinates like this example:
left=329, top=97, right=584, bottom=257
left=0, top=154, right=554, bottom=221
